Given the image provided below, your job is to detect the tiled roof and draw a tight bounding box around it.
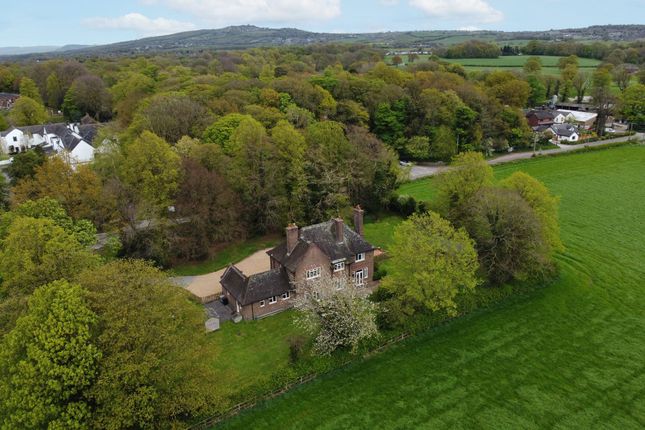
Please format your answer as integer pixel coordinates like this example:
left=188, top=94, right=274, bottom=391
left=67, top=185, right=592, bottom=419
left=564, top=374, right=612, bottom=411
left=551, top=124, right=578, bottom=137
left=267, top=220, right=374, bottom=270
left=527, top=110, right=556, bottom=120
left=220, top=266, right=291, bottom=306
left=0, top=123, right=99, bottom=151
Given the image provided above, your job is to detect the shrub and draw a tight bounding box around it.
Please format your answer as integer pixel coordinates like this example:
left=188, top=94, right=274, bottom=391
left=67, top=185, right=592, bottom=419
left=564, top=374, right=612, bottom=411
left=288, top=335, right=307, bottom=364
left=388, top=193, right=418, bottom=217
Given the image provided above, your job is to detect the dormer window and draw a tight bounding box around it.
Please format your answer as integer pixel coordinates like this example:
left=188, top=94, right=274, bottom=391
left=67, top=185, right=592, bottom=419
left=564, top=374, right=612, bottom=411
left=333, top=262, right=345, bottom=272
left=355, top=253, right=365, bottom=262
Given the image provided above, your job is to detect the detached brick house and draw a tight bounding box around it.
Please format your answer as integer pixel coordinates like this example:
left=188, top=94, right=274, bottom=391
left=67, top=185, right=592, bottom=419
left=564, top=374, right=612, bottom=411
left=221, top=206, right=376, bottom=320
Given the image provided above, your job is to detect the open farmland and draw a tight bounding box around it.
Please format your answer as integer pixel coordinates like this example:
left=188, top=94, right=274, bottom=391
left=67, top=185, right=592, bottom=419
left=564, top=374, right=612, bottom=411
left=386, top=54, right=602, bottom=76
left=218, top=146, right=645, bottom=429
left=445, top=55, right=602, bottom=76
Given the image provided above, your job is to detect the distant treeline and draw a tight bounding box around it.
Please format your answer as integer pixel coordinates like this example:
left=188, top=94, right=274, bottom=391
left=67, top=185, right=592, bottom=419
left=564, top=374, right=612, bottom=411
left=433, top=39, right=644, bottom=64
left=523, top=40, right=645, bottom=64
left=440, top=40, right=501, bottom=59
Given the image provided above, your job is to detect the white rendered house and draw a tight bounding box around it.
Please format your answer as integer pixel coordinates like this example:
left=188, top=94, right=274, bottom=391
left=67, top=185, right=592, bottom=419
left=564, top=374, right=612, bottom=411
left=0, top=123, right=97, bottom=163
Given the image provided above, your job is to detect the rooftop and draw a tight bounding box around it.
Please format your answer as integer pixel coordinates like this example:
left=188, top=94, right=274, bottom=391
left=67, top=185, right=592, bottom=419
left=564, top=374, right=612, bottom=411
left=267, top=220, right=374, bottom=272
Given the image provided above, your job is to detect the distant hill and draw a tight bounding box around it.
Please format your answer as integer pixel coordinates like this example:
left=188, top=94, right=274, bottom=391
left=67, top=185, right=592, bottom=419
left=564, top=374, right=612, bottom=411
left=0, top=44, right=92, bottom=56
left=2, top=24, right=644, bottom=59
left=0, top=46, right=61, bottom=56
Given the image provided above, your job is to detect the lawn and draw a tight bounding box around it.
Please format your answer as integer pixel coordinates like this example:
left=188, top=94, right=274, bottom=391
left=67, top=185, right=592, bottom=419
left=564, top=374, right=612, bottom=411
left=363, top=214, right=402, bottom=249
left=171, top=235, right=280, bottom=276
left=218, top=145, right=645, bottom=429
left=205, top=310, right=306, bottom=394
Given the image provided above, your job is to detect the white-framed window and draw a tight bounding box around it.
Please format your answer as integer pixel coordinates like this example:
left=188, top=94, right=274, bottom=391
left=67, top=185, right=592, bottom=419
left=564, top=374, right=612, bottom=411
left=313, top=291, right=321, bottom=300
left=281, top=291, right=290, bottom=300
left=354, top=268, right=368, bottom=286
left=268, top=296, right=277, bottom=304
left=355, top=253, right=365, bottom=262
left=259, top=300, right=265, bottom=307
left=305, top=267, right=322, bottom=280
left=333, top=261, right=345, bottom=272
left=334, top=278, right=344, bottom=290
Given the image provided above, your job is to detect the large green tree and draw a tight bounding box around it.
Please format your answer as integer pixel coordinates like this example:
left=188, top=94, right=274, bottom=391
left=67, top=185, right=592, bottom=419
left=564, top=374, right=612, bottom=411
left=0, top=216, right=99, bottom=297
left=460, top=187, right=551, bottom=285
left=19, top=77, right=42, bottom=104
left=620, top=83, right=645, bottom=126
left=9, top=96, right=48, bottom=126
left=381, top=212, right=479, bottom=318
left=591, top=68, right=615, bottom=136
left=77, top=260, right=217, bottom=429
left=0, top=280, right=100, bottom=429
left=436, top=152, right=494, bottom=218
left=119, top=131, right=181, bottom=215
left=500, top=172, right=563, bottom=256
left=271, top=120, right=308, bottom=222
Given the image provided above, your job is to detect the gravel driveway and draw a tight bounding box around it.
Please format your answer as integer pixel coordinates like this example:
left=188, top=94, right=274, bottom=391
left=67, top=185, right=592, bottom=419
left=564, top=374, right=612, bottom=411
left=173, top=248, right=272, bottom=303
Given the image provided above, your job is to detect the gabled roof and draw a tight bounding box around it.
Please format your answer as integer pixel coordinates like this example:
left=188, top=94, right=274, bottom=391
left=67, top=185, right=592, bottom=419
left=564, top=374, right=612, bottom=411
left=220, top=265, right=291, bottom=306
left=557, top=109, right=598, bottom=122
left=0, top=126, right=18, bottom=137
left=550, top=124, right=578, bottom=137
left=527, top=110, right=556, bottom=120
left=1, top=123, right=99, bottom=152
left=267, top=220, right=374, bottom=271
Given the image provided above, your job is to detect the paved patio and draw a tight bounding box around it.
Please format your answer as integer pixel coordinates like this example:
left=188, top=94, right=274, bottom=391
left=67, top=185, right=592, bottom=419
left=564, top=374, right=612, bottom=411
left=204, top=299, right=234, bottom=322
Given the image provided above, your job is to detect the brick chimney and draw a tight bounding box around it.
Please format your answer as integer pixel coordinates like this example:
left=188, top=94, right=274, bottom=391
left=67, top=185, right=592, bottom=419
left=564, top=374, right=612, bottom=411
left=286, top=223, right=298, bottom=255
left=353, top=205, right=364, bottom=237
left=334, top=217, right=344, bottom=242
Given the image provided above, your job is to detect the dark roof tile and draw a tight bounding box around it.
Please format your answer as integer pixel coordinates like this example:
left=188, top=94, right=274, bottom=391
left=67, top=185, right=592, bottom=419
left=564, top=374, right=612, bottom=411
left=221, top=266, right=291, bottom=306
left=267, top=220, right=374, bottom=269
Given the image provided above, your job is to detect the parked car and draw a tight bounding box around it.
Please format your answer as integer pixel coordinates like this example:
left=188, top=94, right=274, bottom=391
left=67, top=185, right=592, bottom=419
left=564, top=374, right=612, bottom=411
left=399, top=160, right=412, bottom=167
left=605, top=128, right=616, bottom=133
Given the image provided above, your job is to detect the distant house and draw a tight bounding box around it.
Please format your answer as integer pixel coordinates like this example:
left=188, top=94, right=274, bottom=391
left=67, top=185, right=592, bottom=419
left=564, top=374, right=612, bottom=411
left=0, top=122, right=98, bottom=163
left=526, top=110, right=555, bottom=127
left=221, top=206, right=376, bottom=320
left=526, top=109, right=566, bottom=127
left=557, top=109, right=597, bottom=129
left=550, top=124, right=579, bottom=142
left=0, top=93, right=19, bottom=110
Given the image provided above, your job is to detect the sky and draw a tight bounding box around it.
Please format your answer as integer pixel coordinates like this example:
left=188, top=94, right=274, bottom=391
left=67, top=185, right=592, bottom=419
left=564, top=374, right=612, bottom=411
left=1, top=0, right=644, bottom=47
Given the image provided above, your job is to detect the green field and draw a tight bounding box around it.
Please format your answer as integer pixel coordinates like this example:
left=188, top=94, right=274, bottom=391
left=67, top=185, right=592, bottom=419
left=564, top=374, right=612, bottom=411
left=386, top=54, right=601, bottom=77
left=219, top=146, right=645, bottom=429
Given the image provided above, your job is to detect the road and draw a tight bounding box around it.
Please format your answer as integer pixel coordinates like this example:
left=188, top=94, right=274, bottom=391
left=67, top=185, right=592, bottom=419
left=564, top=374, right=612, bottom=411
left=409, top=133, right=644, bottom=180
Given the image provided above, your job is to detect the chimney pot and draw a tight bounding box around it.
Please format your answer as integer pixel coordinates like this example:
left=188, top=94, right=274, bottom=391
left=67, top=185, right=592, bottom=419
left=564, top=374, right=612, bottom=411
left=353, top=205, right=364, bottom=237
left=286, top=223, right=298, bottom=255
left=334, top=218, right=344, bottom=242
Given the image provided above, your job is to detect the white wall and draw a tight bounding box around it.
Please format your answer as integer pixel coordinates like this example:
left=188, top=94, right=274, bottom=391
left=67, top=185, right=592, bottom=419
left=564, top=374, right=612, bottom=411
left=70, top=141, right=95, bottom=164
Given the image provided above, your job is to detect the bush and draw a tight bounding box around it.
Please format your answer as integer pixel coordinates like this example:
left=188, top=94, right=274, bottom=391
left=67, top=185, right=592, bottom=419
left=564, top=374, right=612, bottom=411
left=372, top=262, right=388, bottom=281
left=288, top=335, right=307, bottom=364
left=388, top=193, right=419, bottom=217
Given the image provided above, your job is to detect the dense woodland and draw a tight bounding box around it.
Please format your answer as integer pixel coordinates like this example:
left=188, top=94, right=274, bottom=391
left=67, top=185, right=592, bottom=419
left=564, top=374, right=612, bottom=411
left=1, top=42, right=642, bottom=264
left=0, top=41, right=643, bottom=428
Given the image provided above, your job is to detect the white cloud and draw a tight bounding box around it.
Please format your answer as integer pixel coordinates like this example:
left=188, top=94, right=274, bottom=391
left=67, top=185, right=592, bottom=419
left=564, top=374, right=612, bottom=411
left=458, top=25, right=480, bottom=31
left=409, top=0, right=503, bottom=23
left=141, top=0, right=341, bottom=24
left=84, top=13, right=196, bottom=36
